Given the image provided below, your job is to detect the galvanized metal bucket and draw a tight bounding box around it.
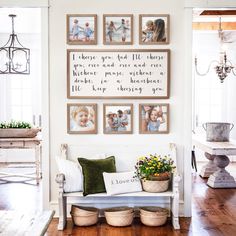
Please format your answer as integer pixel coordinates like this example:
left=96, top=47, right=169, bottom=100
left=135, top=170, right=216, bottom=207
left=202, top=122, right=234, bottom=142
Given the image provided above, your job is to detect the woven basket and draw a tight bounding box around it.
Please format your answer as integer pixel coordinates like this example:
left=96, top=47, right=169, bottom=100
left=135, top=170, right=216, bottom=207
left=104, top=207, right=133, bottom=215
left=71, top=212, right=98, bottom=226
left=104, top=207, right=134, bottom=226
left=141, top=179, right=169, bottom=193
left=139, top=206, right=168, bottom=226
left=71, top=205, right=98, bottom=216
left=70, top=205, right=99, bottom=226
left=140, top=213, right=167, bottom=226
left=139, top=206, right=168, bottom=216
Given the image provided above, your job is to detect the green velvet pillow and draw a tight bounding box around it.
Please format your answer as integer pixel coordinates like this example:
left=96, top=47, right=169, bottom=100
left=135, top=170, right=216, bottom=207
left=78, top=156, right=116, bottom=196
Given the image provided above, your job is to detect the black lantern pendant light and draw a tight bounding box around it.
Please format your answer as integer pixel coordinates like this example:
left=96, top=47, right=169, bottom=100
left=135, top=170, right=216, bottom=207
left=0, top=14, right=30, bottom=74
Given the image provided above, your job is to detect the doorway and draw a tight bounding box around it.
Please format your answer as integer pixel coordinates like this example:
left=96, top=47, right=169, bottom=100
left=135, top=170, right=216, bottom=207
left=0, top=7, right=48, bottom=211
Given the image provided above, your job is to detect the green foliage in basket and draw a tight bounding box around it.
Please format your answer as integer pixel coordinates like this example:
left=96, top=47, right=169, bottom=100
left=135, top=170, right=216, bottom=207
left=134, top=154, right=176, bottom=180
left=0, top=120, right=32, bottom=129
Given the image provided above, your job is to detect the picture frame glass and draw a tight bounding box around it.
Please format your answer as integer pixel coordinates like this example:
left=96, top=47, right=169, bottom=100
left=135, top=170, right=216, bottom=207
left=140, top=15, right=169, bottom=44
left=68, top=104, right=97, bottom=134
left=140, top=104, right=169, bottom=133
left=104, top=105, right=133, bottom=134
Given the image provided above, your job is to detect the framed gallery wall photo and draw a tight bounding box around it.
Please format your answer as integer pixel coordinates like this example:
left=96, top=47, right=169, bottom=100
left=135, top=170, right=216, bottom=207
left=67, top=103, right=97, bottom=134
left=139, top=103, right=169, bottom=134
left=103, top=14, right=133, bottom=45
left=103, top=104, right=133, bottom=134
left=66, top=14, right=97, bottom=45
left=67, top=49, right=170, bottom=99
left=139, top=14, right=169, bottom=45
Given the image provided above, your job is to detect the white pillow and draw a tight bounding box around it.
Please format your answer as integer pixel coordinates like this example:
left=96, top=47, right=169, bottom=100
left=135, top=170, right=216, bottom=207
left=103, top=171, right=142, bottom=195
left=55, top=156, right=83, bottom=192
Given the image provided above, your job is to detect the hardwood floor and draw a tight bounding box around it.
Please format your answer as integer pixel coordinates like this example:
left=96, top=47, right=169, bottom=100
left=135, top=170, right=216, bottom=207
left=1, top=164, right=236, bottom=235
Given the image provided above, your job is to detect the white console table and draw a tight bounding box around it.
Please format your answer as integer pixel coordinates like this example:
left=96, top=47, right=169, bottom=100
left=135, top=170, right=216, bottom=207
left=193, top=135, right=236, bottom=188
left=0, top=137, right=42, bottom=185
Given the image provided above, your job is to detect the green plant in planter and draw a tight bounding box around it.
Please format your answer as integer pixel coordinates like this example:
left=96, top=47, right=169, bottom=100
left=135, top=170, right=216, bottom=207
left=134, top=154, right=176, bottom=181
left=0, top=120, right=32, bottom=129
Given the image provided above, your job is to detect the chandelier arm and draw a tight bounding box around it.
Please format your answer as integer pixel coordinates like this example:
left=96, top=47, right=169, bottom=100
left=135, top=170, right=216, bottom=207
left=14, top=35, right=26, bottom=48
left=1, top=35, right=12, bottom=48
left=195, top=60, right=219, bottom=76
left=231, top=68, right=236, bottom=76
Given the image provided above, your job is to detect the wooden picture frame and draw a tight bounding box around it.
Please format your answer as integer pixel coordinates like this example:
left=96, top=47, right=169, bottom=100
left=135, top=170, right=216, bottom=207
left=103, top=14, right=133, bottom=45
left=139, top=14, right=169, bottom=45
left=67, top=103, right=97, bottom=134
left=103, top=104, right=133, bottom=134
left=139, top=103, right=169, bottom=134
left=67, top=49, right=170, bottom=99
left=66, top=14, right=97, bottom=45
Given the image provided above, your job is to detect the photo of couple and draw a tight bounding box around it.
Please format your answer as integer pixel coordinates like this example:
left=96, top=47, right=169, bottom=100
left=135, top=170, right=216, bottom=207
left=140, top=104, right=169, bottom=134
left=140, top=14, right=169, bottom=44
left=104, top=104, right=133, bottom=134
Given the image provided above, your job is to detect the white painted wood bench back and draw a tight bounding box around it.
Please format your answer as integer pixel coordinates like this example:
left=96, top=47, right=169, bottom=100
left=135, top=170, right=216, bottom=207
left=56, top=143, right=181, bottom=230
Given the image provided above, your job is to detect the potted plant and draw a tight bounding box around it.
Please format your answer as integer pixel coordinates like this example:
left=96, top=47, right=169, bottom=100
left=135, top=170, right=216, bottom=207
left=134, top=154, right=176, bottom=193
left=0, top=120, right=40, bottom=138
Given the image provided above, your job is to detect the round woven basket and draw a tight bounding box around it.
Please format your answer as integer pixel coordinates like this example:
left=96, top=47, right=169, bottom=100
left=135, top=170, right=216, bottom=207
left=141, top=179, right=169, bottom=193
left=70, top=205, right=99, bottom=226
left=71, top=205, right=98, bottom=216
left=139, top=206, right=168, bottom=226
left=104, top=207, right=133, bottom=215
left=140, top=213, right=167, bottom=226
left=139, top=206, right=168, bottom=216
left=104, top=207, right=134, bottom=227
left=71, top=212, right=98, bottom=226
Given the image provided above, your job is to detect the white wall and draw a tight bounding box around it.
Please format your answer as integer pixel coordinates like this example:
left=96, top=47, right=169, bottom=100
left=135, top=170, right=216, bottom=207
left=48, top=0, right=192, bottom=216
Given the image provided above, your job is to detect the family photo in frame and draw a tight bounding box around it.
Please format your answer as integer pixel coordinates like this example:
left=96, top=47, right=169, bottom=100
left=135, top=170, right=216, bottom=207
left=103, top=14, right=133, bottom=45
left=67, top=14, right=97, bottom=45
left=67, top=104, right=97, bottom=134
left=139, top=104, right=169, bottom=134
left=139, top=14, right=169, bottom=44
left=103, top=104, right=133, bottom=134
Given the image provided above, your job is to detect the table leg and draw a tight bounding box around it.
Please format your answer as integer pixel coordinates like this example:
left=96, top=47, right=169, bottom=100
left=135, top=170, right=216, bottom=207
left=35, top=145, right=40, bottom=185
left=207, top=155, right=236, bottom=188
left=200, top=152, right=218, bottom=178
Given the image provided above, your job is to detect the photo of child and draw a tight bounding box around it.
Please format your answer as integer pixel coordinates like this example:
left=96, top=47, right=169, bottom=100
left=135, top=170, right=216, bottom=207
left=104, top=104, right=133, bottom=134
left=104, top=15, right=133, bottom=45
left=139, top=104, right=169, bottom=134
left=67, top=14, right=97, bottom=45
left=67, top=104, right=97, bottom=134
left=140, top=15, right=169, bottom=44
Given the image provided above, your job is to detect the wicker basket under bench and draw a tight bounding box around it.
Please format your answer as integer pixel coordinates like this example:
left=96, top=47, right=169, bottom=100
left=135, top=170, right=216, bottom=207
left=55, top=143, right=181, bottom=230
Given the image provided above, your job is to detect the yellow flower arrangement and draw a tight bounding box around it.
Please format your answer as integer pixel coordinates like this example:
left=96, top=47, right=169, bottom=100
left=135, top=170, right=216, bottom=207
left=134, top=154, right=176, bottom=180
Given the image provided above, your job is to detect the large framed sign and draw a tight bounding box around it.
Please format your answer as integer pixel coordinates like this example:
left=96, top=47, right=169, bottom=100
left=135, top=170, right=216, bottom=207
left=67, top=49, right=170, bottom=99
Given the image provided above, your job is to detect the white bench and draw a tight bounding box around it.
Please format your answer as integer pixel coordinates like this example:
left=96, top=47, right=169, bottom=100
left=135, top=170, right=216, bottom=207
left=55, top=143, right=181, bottom=230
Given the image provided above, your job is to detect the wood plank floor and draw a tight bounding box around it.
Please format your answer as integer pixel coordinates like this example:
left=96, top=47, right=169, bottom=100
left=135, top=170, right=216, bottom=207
left=1, top=164, right=236, bottom=235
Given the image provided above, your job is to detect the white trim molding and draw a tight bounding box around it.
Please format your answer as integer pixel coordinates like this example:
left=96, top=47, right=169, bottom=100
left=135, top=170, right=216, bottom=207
left=0, top=0, right=49, bottom=8
left=185, top=0, right=236, bottom=8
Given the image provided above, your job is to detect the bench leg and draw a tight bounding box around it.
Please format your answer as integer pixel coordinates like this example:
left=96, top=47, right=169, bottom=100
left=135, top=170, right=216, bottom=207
left=58, top=195, right=67, bottom=230
left=171, top=195, right=180, bottom=229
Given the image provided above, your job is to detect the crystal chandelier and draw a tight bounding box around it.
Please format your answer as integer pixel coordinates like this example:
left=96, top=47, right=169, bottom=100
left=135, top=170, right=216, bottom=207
left=0, top=14, right=30, bottom=74
left=194, top=17, right=236, bottom=83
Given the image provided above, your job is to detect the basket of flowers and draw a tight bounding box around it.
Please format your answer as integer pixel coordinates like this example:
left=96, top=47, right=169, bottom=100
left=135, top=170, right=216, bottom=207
left=134, top=154, right=176, bottom=193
